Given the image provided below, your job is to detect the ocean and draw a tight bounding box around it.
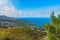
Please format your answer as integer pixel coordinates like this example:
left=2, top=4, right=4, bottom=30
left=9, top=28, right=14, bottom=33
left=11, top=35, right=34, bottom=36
left=18, top=18, right=51, bottom=28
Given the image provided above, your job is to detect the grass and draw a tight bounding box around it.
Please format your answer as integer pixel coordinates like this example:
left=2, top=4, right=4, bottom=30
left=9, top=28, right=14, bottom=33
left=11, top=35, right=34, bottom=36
left=0, top=27, right=46, bottom=40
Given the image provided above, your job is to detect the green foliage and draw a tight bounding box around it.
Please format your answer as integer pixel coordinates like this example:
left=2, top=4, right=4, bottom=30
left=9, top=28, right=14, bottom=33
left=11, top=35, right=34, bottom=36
left=0, top=27, right=44, bottom=40
left=45, top=11, right=60, bottom=40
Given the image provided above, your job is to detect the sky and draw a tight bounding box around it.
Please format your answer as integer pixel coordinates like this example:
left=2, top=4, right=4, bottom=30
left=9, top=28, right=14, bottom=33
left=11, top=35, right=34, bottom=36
left=0, top=0, right=60, bottom=18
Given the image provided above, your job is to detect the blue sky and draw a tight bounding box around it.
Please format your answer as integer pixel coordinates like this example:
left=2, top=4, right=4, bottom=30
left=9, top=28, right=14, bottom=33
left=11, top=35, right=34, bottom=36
left=12, top=0, right=60, bottom=10
left=0, top=0, right=60, bottom=17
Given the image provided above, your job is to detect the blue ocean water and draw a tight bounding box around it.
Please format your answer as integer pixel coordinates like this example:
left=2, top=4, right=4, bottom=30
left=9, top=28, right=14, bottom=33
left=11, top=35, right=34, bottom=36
left=18, top=18, right=51, bottom=28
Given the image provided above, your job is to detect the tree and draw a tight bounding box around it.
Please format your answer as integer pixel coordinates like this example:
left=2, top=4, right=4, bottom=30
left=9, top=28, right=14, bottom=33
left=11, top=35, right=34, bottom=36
left=45, top=11, right=60, bottom=40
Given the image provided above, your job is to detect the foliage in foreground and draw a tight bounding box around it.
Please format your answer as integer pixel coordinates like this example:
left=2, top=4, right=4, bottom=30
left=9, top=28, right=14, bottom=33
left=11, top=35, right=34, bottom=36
left=45, top=12, right=60, bottom=40
left=0, top=27, right=46, bottom=40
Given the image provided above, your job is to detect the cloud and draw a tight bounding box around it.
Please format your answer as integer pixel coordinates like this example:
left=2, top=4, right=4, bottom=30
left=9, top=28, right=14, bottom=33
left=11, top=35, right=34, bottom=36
left=18, top=6, right=60, bottom=18
left=0, top=0, right=22, bottom=17
left=0, top=0, right=60, bottom=18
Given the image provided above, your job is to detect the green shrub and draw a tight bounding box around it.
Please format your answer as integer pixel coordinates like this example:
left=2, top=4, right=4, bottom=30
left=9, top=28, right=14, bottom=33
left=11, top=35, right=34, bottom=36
left=45, top=11, right=60, bottom=40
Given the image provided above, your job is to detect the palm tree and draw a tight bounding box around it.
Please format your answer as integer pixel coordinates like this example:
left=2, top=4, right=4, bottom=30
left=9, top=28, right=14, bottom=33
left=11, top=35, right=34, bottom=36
left=45, top=11, right=60, bottom=40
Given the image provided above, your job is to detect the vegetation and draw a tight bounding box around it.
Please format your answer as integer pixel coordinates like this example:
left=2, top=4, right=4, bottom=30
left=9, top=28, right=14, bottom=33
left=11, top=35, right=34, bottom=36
left=0, top=27, right=46, bottom=40
left=45, top=11, right=60, bottom=40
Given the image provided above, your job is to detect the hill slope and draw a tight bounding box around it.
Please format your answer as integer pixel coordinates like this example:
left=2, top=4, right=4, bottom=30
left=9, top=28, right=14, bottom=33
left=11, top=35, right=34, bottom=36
left=0, top=15, right=39, bottom=29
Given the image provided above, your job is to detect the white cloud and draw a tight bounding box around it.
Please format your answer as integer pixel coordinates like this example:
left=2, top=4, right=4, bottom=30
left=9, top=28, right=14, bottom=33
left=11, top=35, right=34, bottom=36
left=0, top=0, right=22, bottom=17
left=19, top=6, right=60, bottom=18
left=0, top=0, right=60, bottom=18
left=15, top=5, right=60, bottom=18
